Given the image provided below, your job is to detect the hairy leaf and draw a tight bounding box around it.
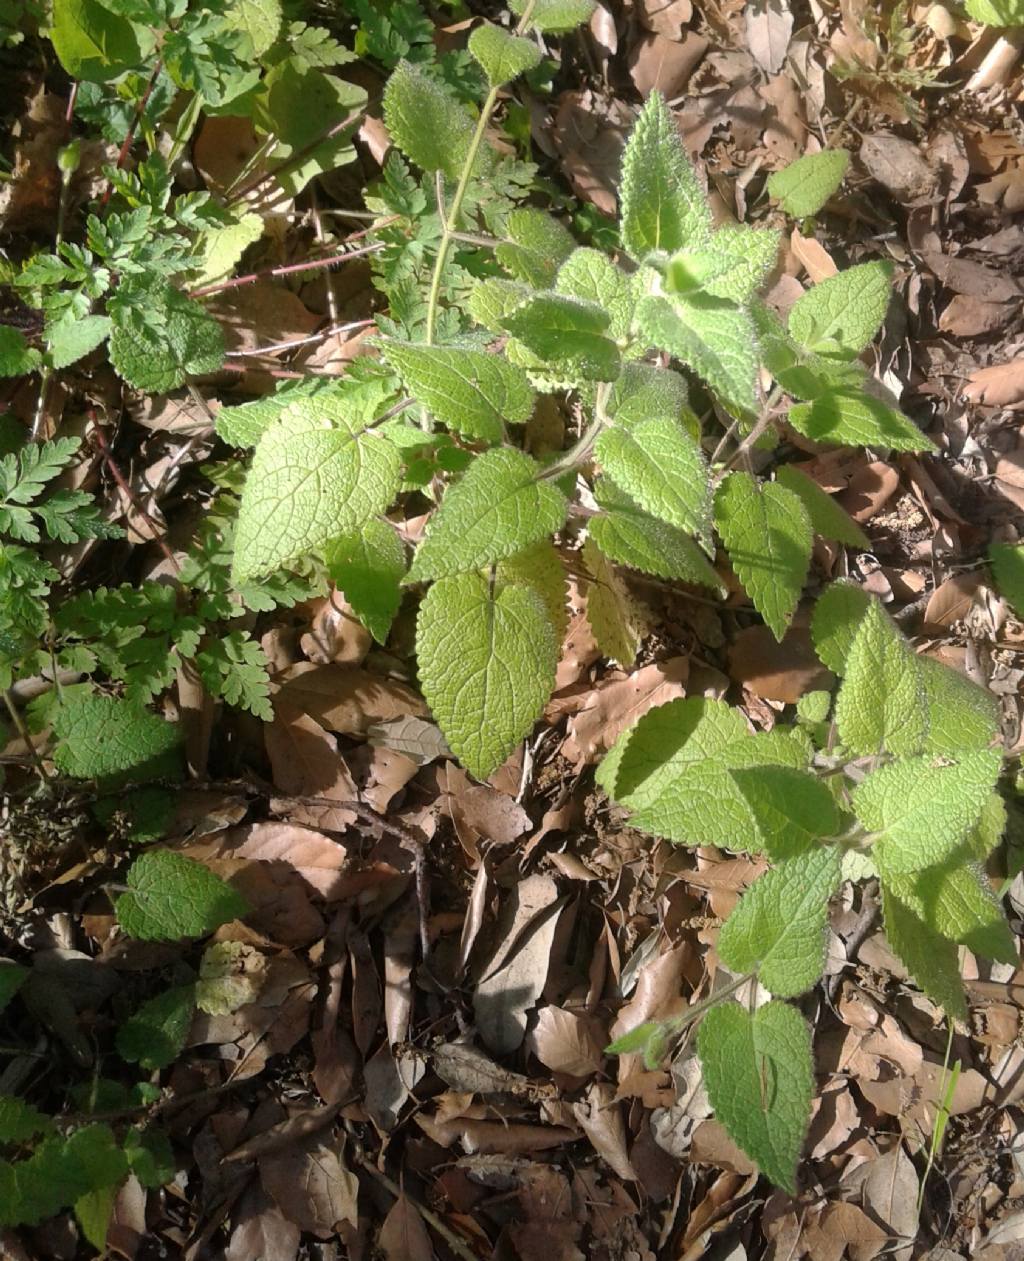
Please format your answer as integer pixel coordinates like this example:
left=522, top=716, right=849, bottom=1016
left=382, top=61, right=483, bottom=181
left=882, top=864, right=1016, bottom=965
left=991, top=542, right=1024, bottom=617
left=116, top=984, right=197, bottom=1070
left=416, top=570, right=558, bottom=779
left=619, top=92, right=712, bottom=260
left=636, top=294, right=758, bottom=418
left=834, top=599, right=928, bottom=755
left=597, top=416, right=710, bottom=536
left=582, top=536, right=646, bottom=666
left=52, top=691, right=182, bottom=785
left=502, top=292, right=620, bottom=381
left=789, top=391, right=935, bottom=452
left=665, top=225, right=781, bottom=304
left=45, top=314, right=111, bottom=369
left=496, top=210, right=576, bottom=289
left=590, top=481, right=723, bottom=589
left=608, top=360, right=689, bottom=426
left=109, top=283, right=224, bottom=392
left=854, top=749, right=1003, bottom=873
left=597, top=697, right=809, bottom=848
left=774, top=465, right=869, bottom=548
left=697, top=1000, right=813, bottom=1194
left=882, top=886, right=967, bottom=1021
left=730, top=766, right=841, bottom=860
left=715, top=473, right=813, bottom=641
left=717, top=848, right=841, bottom=995
left=787, top=262, right=892, bottom=358
left=408, top=447, right=566, bottom=581
left=766, top=150, right=850, bottom=218
left=116, top=850, right=249, bottom=941
left=382, top=340, right=534, bottom=443
left=468, top=23, right=541, bottom=84
left=810, top=580, right=871, bottom=674
left=556, top=248, right=636, bottom=340
left=232, top=401, right=401, bottom=582
left=325, top=519, right=406, bottom=644
left=510, top=0, right=597, bottom=30
left=920, top=656, right=1000, bottom=756
left=50, top=0, right=142, bottom=81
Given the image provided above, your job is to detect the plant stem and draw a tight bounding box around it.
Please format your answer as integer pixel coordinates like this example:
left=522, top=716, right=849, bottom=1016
left=422, top=0, right=537, bottom=347
left=670, top=970, right=756, bottom=1033
left=537, top=381, right=612, bottom=482
left=188, top=238, right=385, bottom=299
left=2, top=690, right=51, bottom=789
left=164, top=92, right=202, bottom=172
left=99, top=58, right=164, bottom=210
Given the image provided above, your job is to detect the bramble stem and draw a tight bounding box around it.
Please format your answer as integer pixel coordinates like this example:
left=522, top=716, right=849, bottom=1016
left=422, top=0, right=537, bottom=346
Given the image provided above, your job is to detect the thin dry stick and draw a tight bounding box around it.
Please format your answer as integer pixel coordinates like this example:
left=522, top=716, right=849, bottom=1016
left=188, top=238, right=386, bottom=299
left=351, top=1148, right=480, bottom=1261
left=2, top=690, right=51, bottom=787
left=91, top=418, right=182, bottom=577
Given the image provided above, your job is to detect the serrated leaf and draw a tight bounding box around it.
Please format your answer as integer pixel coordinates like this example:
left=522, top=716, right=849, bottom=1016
left=382, top=61, right=483, bottom=181
left=229, top=0, right=281, bottom=55
left=501, top=293, right=620, bottom=381
left=597, top=416, right=710, bottom=536
left=109, top=284, right=224, bottom=392
left=881, top=886, right=967, bottom=1021
left=966, top=792, right=1007, bottom=863
left=788, top=390, right=935, bottom=452
left=50, top=0, right=142, bottom=82
left=116, top=850, right=249, bottom=942
left=597, top=697, right=809, bottom=849
left=52, top=691, right=182, bottom=786
left=498, top=541, right=568, bottom=640
left=556, top=248, right=636, bottom=341
left=407, top=447, right=566, bottom=581
left=0, top=1096, right=54, bottom=1144
left=116, top=983, right=197, bottom=1070
left=468, top=278, right=534, bottom=331
left=751, top=300, right=868, bottom=402
left=590, top=480, right=724, bottom=589
left=920, top=656, right=1000, bottom=756
left=45, top=314, right=111, bottom=369
left=853, top=749, right=1003, bottom=873
left=718, top=848, right=841, bottom=996
left=382, top=340, right=534, bottom=443
left=766, top=150, right=850, bottom=217
left=0, top=327, right=42, bottom=378
left=619, top=92, right=712, bottom=261
left=697, top=1000, right=813, bottom=1194
left=608, top=360, right=689, bottom=426
left=324, top=519, right=406, bottom=644
left=796, top=690, right=831, bottom=724
left=496, top=208, right=577, bottom=289
left=774, top=465, right=869, bottom=548
left=468, top=23, right=541, bottom=85
left=191, top=211, right=263, bottom=287
left=582, top=536, right=647, bottom=666
left=636, top=294, right=758, bottom=418
left=665, top=226, right=781, bottom=304
left=124, top=1128, right=175, bottom=1190
left=834, top=599, right=928, bottom=755
left=730, top=766, right=841, bottom=861
left=511, top=0, right=596, bottom=29
left=232, top=401, right=402, bottom=582
left=882, top=864, right=1016, bottom=965
left=416, top=570, right=558, bottom=779
left=810, top=580, right=871, bottom=674
left=0, top=961, right=26, bottom=1015
left=715, top=473, right=813, bottom=641
left=196, top=940, right=265, bottom=1015
left=991, top=542, right=1024, bottom=617
left=788, top=262, right=892, bottom=358
left=257, top=64, right=365, bottom=194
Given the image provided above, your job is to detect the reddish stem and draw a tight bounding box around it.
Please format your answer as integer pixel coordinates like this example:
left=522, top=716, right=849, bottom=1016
left=98, top=59, right=164, bottom=210
left=188, top=238, right=385, bottom=299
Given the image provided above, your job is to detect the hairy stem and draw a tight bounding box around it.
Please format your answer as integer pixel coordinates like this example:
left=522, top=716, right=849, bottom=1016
left=537, top=381, right=612, bottom=482
left=422, top=0, right=537, bottom=347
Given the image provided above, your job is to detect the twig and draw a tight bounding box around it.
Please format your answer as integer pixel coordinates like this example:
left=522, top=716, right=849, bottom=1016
left=188, top=239, right=385, bottom=299
left=90, top=417, right=182, bottom=577
left=351, top=1147, right=481, bottom=1261
left=1, top=690, right=51, bottom=788
left=826, top=878, right=879, bottom=1003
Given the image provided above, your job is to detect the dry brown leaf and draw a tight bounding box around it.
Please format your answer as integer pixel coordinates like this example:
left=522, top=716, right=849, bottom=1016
left=860, top=135, right=936, bottom=202
left=528, top=1006, right=607, bottom=1078
left=362, top=746, right=420, bottom=814
left=474, top=875, right=566, bottom=1054
left=367, top=716, right=450, bottom=764
left=433, top=1041, right=538, bottom=1096
left=216, top=822, right=350, bottom=900
left=210, top=283, right=320, bottom=357
left=628, top=31, right=708, bottom=96
left=922, top=572, right=983, bottom=628
left=964, top=358, right=1024, bottom=408
left=801, top=1201, right=888, bottom=1261
left=790, top=229, right=838, bottom=283
left=276, top=663, right=428, bottom=734
left=938, top=295, right=1014, bottom=337
left=745, top=0, right=794, bottom=74
left=922, top=251, right=1023, bottom=302
left=550, top=90, right=631, bottom=217
left=379, top=1192, right=436, bottom=1261
left=837, top=461, right=900, bottom=521
left=842, top=1146, right=919, bottom=1260
left=572, top=1083, right=638, bottom=1181
left=562, top=656, right=689, bottom=765
left=259, top=1133, right=358, bottom=1238
left=757, top=74, right=807, bottom=162
left=639, top=0, right=693, bottom=36
left=265, top=704, right=358, bottom=832
left=416, top=1113, right=578, bottom=1155
left=995, top=447, right=1024, bottom=489
left=300, top=591, right=372, bottom=666
left=729, top=625, right=833, bottom=703
left=440, top=763, right=532, bottom=854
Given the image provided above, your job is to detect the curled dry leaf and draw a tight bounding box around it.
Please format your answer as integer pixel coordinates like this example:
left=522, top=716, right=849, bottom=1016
left=265, top=704, right=358, bottom=832
left=729, top=625, right=834, bottom=704
left=474, top=874, right=567, bottom=1054
left=529, top=1006, right=607, bottom=1078
left=964, top=358, right=1024, bottom=409
left=379, top=1191, right=436, bottom=1261
left=562, top=656, right=689, bottom=765
left=215, top=822, right=351, bottom=900
left=572, top=1082, right=638, bottom=1182
left=860, top=135, right=937, bottom=203
left=551, top=90, right=631, bottom=218
left=259, top=1133, right=359, bottom=1238
left=276, top=663, right=428, bottom=735
left=226, top=1182, right=301, bottom=1261
left=628, top=31, right=709, bottom=97
left=433, top=1041, right=539, bottom=1096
